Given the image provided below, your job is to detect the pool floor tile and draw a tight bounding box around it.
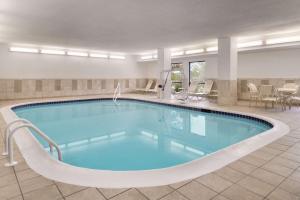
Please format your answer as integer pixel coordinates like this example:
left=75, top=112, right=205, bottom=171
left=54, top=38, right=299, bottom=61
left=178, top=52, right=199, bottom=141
left=19, top=176, right=54, bottom=194
left=169, top=180, right=191, bottom=189
left=178, top=181, right=217, bottom=200
left=23, top=184, right=62, bottom=200
left=237, top=176, right=275, bottom=197
left=214, top=167, right=246, bottom=183
left=138, top=185, right=174, bottom=200
left=228, top=160, right=257, bottom=174
left=279, top=179, right=300, bottom=196
left=196, top=173, right=233, bottom=193
left=267, top=188, right=300, bottom=200
left=97, top=188, right=129, bottom=199
left=250, top=168, right=285, bottom=186
left=109, top=188, right=148, bottom=200
left=159, top=191, right=189, bottom=200
left=262, top=162, right=294, bottom=177
left=221, top=184, right=263, bottom=200
left=55, top=182, right=86, bottom=197
left=0, top=183, right=21, bottom=200
left=65, top=188, right=105, bottom=200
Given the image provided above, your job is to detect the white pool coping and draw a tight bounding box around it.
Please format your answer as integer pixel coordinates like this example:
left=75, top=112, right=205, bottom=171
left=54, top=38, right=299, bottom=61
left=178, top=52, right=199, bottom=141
left=0, top=97, right=289, bottom=188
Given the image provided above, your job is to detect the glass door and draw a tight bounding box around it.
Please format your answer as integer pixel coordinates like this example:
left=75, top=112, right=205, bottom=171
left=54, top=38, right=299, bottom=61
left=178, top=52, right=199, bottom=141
left=189, top=61, right=206, bottom=86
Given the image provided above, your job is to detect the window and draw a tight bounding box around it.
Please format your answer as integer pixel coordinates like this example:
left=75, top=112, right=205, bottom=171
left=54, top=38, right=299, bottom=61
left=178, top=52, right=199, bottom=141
left=189, top=61, right=206, bottom=85
left=171, top=63, right=184, bottom=93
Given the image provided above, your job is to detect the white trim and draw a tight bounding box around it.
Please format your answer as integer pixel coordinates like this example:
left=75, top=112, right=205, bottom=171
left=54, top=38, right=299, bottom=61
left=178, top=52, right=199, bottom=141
left=0, top=97, right=289, bottom=188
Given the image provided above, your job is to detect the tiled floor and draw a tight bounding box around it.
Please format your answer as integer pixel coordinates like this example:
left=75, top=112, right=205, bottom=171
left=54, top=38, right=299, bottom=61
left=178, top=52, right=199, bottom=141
left=0, top=94, right=300, bottom=200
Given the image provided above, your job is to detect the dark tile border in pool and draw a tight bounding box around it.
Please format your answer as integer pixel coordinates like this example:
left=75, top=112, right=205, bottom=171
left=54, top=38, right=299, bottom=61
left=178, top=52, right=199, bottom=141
left=11, top=98, right=273, bottom=128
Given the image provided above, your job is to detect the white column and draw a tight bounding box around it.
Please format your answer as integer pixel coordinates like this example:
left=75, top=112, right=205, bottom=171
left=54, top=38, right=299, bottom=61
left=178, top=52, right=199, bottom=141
left=217, top=37, right=238, bottom=105
left=158, top=48, right=172, bottom=99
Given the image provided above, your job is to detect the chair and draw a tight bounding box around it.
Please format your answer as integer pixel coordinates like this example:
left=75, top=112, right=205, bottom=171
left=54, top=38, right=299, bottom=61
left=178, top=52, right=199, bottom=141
left=188, top=80, right=214, bottom=100
left=247, top=83, right=259, bottom=107
left=259, top=85, right=279, bottom=108
left=147, top=81, right=159, bottom=93
left=136, top=80, right=153, bottom=92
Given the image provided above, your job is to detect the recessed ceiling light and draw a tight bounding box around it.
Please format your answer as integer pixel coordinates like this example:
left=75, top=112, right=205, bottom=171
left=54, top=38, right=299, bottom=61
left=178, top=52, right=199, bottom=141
left=237, top=40, right=263, bottom=48
left=206, top=46, right=218, bottom=52
left=265, top=36, right=300, bottom=45
left=89, top=53, right=108, bottom=58
left=110, top=55, right=126, bottom=60
left=141, top=55, right=153, bottom=60
left=185, top=49, right=204, bottom=55
left=171, top=51, right=184, bottom=57
left=9, top=47, right=39, bottom=53
left=40, top=49, right=65, bottom=55
left=67, top=51, right=88, bottom=57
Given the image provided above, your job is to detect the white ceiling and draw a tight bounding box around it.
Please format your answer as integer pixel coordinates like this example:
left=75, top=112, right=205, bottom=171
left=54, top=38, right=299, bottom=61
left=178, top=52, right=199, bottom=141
left=1, top=0, right=300, bottom=53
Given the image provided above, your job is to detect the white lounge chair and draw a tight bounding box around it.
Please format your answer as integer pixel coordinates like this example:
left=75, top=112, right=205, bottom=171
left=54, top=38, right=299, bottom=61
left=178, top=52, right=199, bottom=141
left=188, top=80, right=214, bottom=100
left=136, top=80, right=153, bottom=92
left=147, top=81, right=158, bottom=93
left=259, top=85, right=281, bottom=108
left=247, top=83, right=259, bottom=106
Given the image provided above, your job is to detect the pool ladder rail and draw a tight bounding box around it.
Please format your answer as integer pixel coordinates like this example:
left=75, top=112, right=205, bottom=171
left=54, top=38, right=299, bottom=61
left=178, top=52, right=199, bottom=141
left=113, top=81, right=121, bottom=104
left=2, top=118, right=62, bottom=167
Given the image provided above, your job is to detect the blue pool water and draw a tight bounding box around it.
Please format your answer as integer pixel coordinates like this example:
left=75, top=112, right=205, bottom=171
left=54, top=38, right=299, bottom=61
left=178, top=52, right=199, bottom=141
left=14, top=99, right=272, bottom=171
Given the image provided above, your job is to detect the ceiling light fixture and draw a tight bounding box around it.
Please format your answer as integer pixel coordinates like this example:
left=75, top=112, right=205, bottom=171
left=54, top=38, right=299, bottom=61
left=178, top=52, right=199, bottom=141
left=265, top=36, right=300, bottom=45
left=141, top=55, right=153, bottom=60
left=110, top=55, right=126, bottom=60
left=9, top=47, right=39, bottom=53
left=237, top=40, right=263, bottom=48
left=67, top=51, right=88, bottom=57
left=40, top=49, right=65, bottom=55
left=89, top=53, right=108, bottom=58
left=171, top=51, right=184, bottom=57
left=185, top=49, right=204, bottom=55
left=206, top=46, right=218, bottom=52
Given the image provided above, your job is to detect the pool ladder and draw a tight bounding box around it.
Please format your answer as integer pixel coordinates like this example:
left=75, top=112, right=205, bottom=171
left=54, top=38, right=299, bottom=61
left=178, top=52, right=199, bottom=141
left=2, top=119, right=62, bottom=167
left=113, top=81, right=121, bottom=104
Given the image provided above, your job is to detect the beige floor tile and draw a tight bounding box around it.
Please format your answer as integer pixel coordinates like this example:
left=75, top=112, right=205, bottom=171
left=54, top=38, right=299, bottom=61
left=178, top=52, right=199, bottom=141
left=20, top=176, right=53, bottom=194
left=14, top=161, right=30, bottom=172
left=169, top=180, right=191, bottom=189
left=66, top=188, right=105, bottom=200
left=110, top=188, right=148, bottom=200
left=9, top=195, right=23, bottom=200
left=23, top=184, right=62, bottom=200
left=270, top=156, right=300, bottom=170
left=287, top=146, right=300, bottom=156
left=0, top=165, right=14, bottom=177
left=289, top=170, right=300, bottom=182
left=0, top=183, right=21, bottom=199
left=279, top=179, right=300, bottom=196
left=229, top=160, right=257, bottom=174
left=16, top=168, right=40, bottom=182
left=238, top=176, right=275, bottom=197
left=0, top=173, right=17, bottom=188
left=267, top=188, right=300, bottom=200
left=98, top=188, right=129, bottom=199
left=56, top=182, right=86, bottom=197
left=267, top=143, right=290, bottom=151
left=250, top=168, right=285, bottom=186
left=196, top=173, right=233, bottom=193
left=281, top=152, right=300, bottom=163
left=250, top=149, right=276, bottom=161
left=138, top=185, right=173, bottom=200
left=212, top=195, right=230, bottom=200
left=178, top=181, right=217, bottom=200
left=215, top=166, right=246, bottom=183
left=262, top=162, right=294, bottom=177
left=240, top=154, right=267, bottom=167
left=160, top=191, right=188, bottom=200
left=260, top=147, right=283, bottom=156
left=222, top=184, right=263, bottom=200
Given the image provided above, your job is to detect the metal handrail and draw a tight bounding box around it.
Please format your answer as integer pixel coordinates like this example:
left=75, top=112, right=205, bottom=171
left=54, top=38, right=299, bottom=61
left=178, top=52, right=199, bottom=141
left=113, top=82, right=121, bottom=104
left=2, top=118, right=31, bottom=156
left=5, top=123, right=62, bottom=167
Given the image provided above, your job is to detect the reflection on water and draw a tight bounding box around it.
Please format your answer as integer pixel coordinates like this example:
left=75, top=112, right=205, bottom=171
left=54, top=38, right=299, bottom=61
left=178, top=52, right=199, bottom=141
left=15, top=100, right=271, bottom=171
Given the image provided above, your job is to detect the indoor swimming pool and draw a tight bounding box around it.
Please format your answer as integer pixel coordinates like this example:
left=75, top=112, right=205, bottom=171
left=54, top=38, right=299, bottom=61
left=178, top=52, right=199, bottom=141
left=13, top=99, right=272, bottom=171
